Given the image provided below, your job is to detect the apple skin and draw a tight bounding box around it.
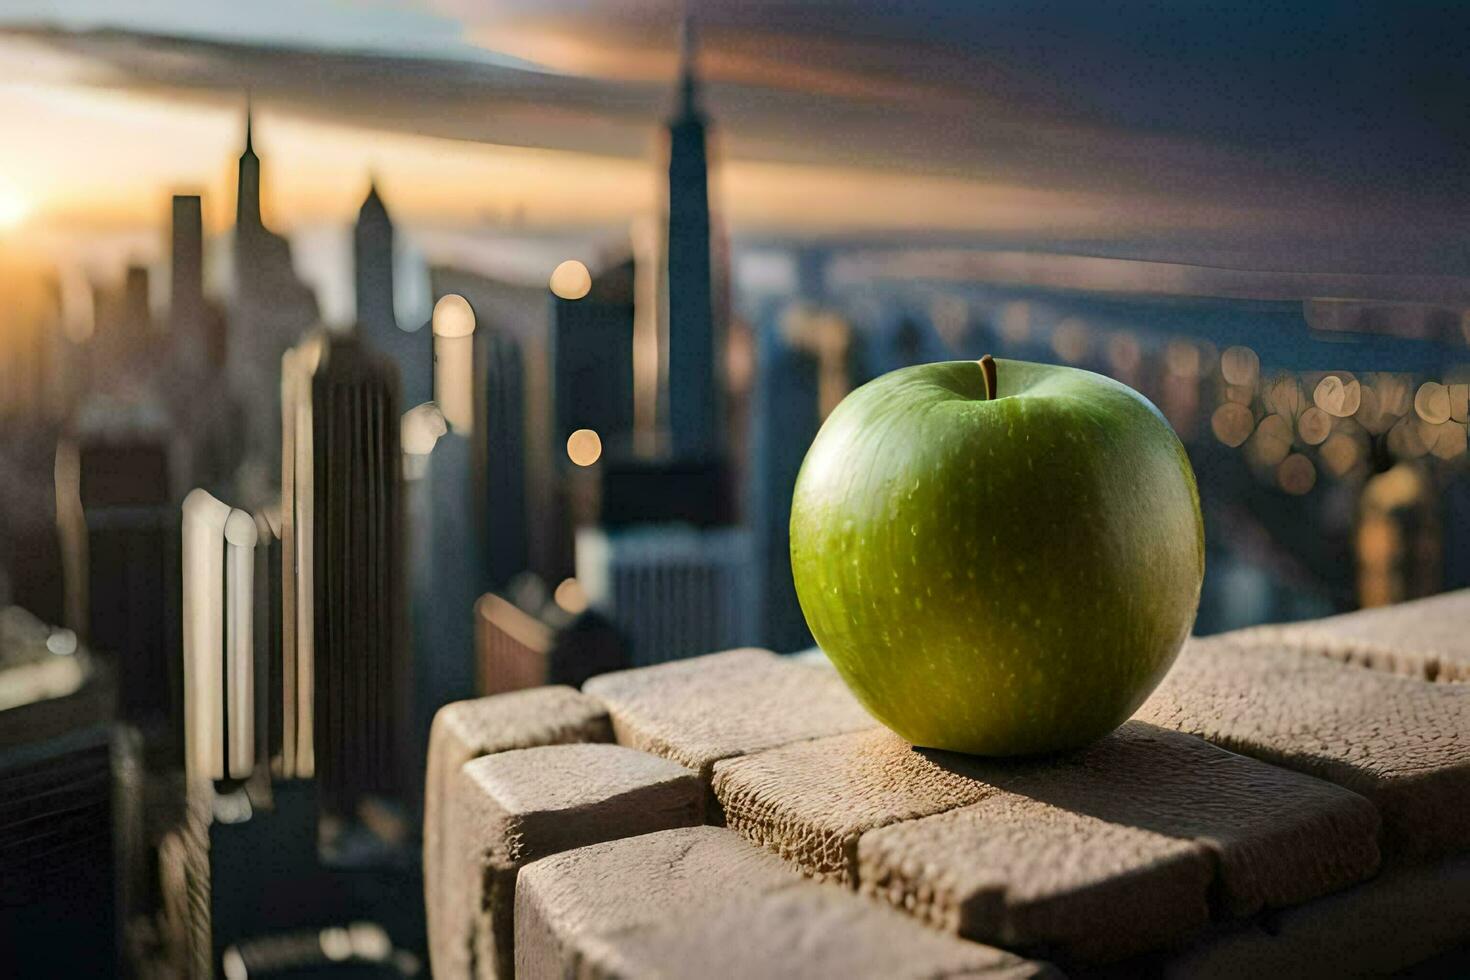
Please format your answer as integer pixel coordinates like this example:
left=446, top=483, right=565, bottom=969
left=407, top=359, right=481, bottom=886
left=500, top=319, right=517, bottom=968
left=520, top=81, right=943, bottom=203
left=790, top=358, right=1203, bottom=756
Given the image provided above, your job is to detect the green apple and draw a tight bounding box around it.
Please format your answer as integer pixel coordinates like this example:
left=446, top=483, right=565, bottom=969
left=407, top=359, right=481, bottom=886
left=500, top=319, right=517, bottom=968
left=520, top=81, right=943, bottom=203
left=790, top=356, right=1203, bottom=756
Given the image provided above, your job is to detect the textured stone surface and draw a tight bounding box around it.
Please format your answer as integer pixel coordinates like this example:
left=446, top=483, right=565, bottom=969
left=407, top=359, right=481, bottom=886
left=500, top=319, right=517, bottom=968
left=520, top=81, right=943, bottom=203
left=713, top=727, right=998, bottom=882
left=516, top=825, right=805, bottom=979
left=1162, top=853, right=1470, bottom=979
left=444, top=743, right=701, bottom=980
left=995, top=724, right=1382, bottom=916
left=517, top=826, right=1056, bottom=980
left=424, top=687, right=610, bottom=978
left=1137, top=637, right=1470, bottom=858
left=716, top=722, right=1377, bottom=908
left=582, top=648, right=875, bottom=781
left=857, top=724, right=1380, bottom=963
left=860, top=797, right=1211, bottom=964
left=1233, top=589, right=1470, bottom=681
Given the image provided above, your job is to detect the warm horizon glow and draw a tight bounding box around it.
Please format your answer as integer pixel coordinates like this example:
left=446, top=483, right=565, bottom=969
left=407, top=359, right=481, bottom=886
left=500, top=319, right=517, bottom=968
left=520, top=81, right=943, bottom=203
left=0, top=176, right=29, bottom=230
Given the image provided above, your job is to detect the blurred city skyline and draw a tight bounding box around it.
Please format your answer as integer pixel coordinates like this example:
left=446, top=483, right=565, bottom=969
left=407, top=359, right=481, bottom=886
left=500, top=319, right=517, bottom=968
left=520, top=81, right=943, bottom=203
left=4, top=0, right=1470, bottom=291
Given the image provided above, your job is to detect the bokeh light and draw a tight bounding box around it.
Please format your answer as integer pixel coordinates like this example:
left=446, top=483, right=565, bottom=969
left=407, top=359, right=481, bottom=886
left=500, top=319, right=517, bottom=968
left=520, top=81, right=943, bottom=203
left=1220, top=346, right=1259, bottom=386
left=1376, top=375, right=1412, bottom=419
left=549, top=259, right=592, bottom=300
left=1164, top=340, right=1201, bottom=378
left=1050, top=318, right=1089, bottom=363
left=998, top=301, right=1031, bottom=344
left=1414, top=381, right=1451, bottom=424
left=46, top=628, right=78, bottom=656
left=1450, top=383, right=1469, bottom=423
left=1262, top=374, right=1303, bottom=418
left=553, top=577, right=588, bottom=614
left=1355, top=385, right=1386, bottom=433
left=1431, top=421, right=1468, bottom=460
left=320, top=928, right=352, bottom=962
left=1247, top=414, right=1292, bottom=467
left=1277, top=453, right=1317, bottom=495
left=1105, top=332, right=1142, bottom=376
left=1297, top=406, right=1331, bottom=445
left=1224, top=384, right=1255, bottom=405
left=1211, top=402, right=1254, bottom=447
left=1387, top=416, right=1431, bottom=458
left=1320, top=432, right=1361, bottom=477
left=1313, top=375, right=1360, bottom=418
left=566, top=428, right=602, bottom=466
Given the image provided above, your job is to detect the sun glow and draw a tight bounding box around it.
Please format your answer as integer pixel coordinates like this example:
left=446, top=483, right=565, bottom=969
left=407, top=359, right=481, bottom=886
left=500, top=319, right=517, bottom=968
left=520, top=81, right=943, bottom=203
left=0, top=179, right=30, bottom=231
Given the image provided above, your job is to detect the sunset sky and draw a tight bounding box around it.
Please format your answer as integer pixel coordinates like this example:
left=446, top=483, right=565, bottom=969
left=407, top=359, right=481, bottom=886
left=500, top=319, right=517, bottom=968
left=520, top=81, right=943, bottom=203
left=2, top=1, right=1468, bottom=307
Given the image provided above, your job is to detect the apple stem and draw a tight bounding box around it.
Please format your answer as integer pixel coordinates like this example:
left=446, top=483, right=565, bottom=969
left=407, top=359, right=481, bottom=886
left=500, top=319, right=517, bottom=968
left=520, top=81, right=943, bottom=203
left=979, top=354, right=997, bottom=401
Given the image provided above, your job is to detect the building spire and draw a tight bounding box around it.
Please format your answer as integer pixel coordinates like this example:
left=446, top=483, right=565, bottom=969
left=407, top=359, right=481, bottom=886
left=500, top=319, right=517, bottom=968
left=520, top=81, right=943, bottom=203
left=236, top=92, right=262, bottom=231
left=676, top=13, right=700, bottom=120
left=664, top=6, right=717, bottom=459
left=243, top=94, right=254, bottom=157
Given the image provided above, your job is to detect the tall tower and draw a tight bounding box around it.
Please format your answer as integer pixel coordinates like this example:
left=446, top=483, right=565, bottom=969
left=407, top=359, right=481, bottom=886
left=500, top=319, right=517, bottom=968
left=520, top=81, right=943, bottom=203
left=354, top=180, right=395, bottom=335
left=665, top=18, right=718, bottom=459
left=236, top=104, right=261, bottom=235
left=170, top=195, right=206, bottom=372
left=226, top=99, right=322, bottom=501
left=354, top=180, right=432, bottom=407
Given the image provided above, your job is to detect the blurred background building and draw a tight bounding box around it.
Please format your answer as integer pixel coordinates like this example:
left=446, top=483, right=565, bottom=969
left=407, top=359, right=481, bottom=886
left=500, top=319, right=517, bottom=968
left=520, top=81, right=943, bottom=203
left=3, top=2, right=1470, bottom=974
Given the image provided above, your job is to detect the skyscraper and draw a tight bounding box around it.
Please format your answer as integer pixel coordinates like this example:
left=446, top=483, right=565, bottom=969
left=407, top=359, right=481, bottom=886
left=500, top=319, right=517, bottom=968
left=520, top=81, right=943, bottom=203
left=748, top=310, right=821, bottom=652
left=479, top=330, right=529, bottom=589
left=227, top=103, right=320, bottom=500
left=236, top=109, right=260, bottom=233
left=551, top=256, right=636, bottom=455
left=169, top=195, right=205, bottom=373
left=747, top=301, right=854, bottom=651
left=354, top=181, right=431, bottom=407
left=575, top=524, right=757, bottom=665
left=354, top=182, right=393, bottom=332
left=664, top=20, right=718, bottom=459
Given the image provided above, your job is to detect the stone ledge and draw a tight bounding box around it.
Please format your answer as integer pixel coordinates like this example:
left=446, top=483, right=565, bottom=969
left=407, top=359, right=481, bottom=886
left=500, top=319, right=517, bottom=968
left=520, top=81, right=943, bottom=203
left=515, top=825, right=806, bottom=979
left=1161, top=853, right=1470, bottom=979
left=712, top=726, right=999, bottom=883
left=443, top=743, right=701, bottom=979
left=1230, top=588, right=1470, bottom=682
left=424, top=687, right=611, bottom=977
left=1137, top=636, right=1470, bottom=858
left=422, top=617, right=1469, bottom=978
left=516, top=826, right=1058, bottom=980
left=857, top=723, right=1380, bottom=963
left=583, top=648, right=876, bottom=782
left=714, top=720, right=1378, bottom=963
left=860, top=796, right=1211, bottom=965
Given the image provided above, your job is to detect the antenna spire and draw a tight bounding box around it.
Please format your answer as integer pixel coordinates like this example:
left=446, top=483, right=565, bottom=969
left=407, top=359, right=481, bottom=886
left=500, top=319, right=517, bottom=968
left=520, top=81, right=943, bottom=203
left=243, top=93, right=254, bottom=155
left=677, top=13, right=699, bottom=118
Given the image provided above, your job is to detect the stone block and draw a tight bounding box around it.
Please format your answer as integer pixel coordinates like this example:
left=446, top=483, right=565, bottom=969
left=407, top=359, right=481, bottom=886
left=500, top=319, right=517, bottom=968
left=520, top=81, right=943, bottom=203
left=857, top=724, right=1380, bottom=962
left=516, top=825, right=803, bottom=979
left=859, top=797, right=1210, bottom=964
left=443, top=742, right=701, bottom=979
left=515, top=825, right=1055, bottom=980
left=1137, top=637, right=1470, bottom=858
left=424, top=687, right=611, bottom=976
left=712, top=727, right=998, bottom=882
left=582, top=648, right=875, bottom=781
left=1162, top=853, right=1470, bottom=979
left=1232, top=589, right=1470, bottom=682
